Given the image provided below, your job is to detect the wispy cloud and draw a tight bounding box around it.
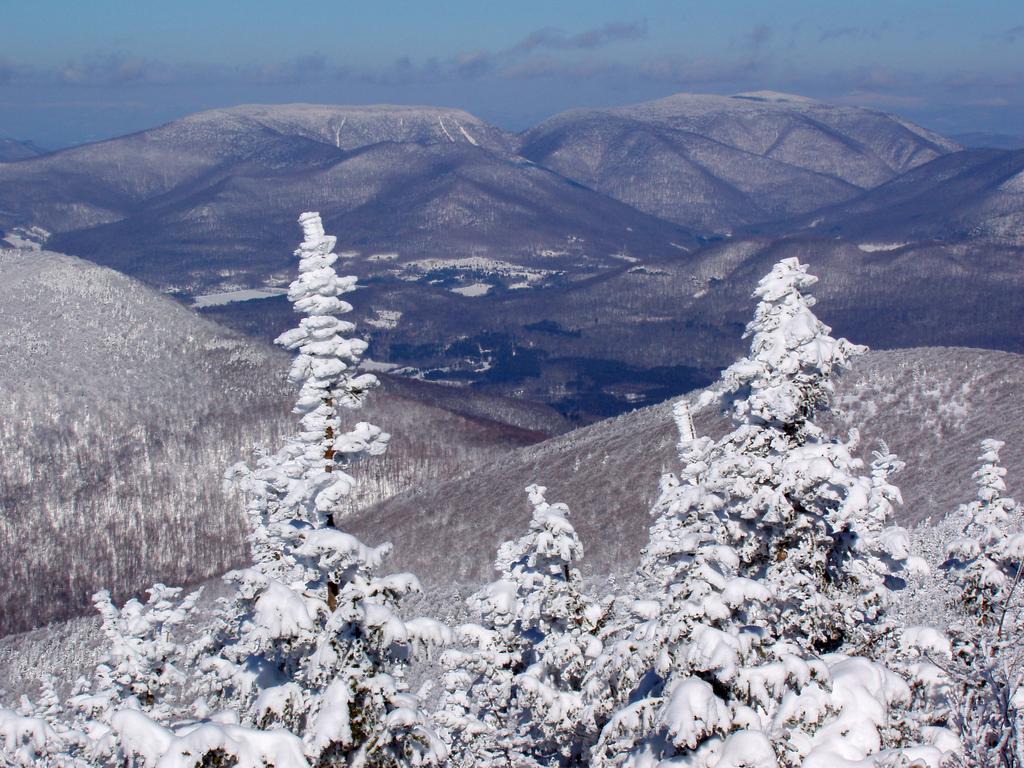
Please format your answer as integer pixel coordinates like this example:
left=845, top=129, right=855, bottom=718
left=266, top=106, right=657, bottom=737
left=356, top=20, right=648, bottom=85
left=509, top=21, right=648, bottom=54
left=58, top=52, right=159, bottom=85
left=998, top=24, right=1024, bottom=44
left=0, top=51, right=345, bottom=88
left=942, top=70, right=1024, bottom=89
left=0, top=56, right=28, bottom=85
left=746, top=24, right=773, bottom=49
left=638, top=55, right=760, bottom=85
left=819, top=25, right=885, bottom=42
left=241, top=54, right=337, bottom=85
left=498, top=56, right=620, bottom=80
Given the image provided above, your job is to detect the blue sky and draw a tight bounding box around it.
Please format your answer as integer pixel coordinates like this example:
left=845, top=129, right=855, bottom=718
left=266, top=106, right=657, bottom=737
left=2, top=0, right=1022, bottom=147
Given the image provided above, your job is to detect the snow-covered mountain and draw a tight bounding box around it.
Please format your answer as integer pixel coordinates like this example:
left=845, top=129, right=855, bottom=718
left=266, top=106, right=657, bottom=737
left=0, top=248, right=561, bottom=635
left=343, top=346, right=1024, bottom=585
left=1, top=97, right=1021, bottom=423
left=1, top=104, right=510, bottom=220
left=178, top=103, right=516, bottom=154
left=778, top=147, right=1024, bottom=246
left=0, top=103, right=694, bottom=293
left=519, top=91, right=958, bottom=231
left=0, top=139, right=47, bottom=162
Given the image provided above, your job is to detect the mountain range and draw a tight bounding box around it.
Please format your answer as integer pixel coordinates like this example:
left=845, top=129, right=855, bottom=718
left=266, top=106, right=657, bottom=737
left=519, top=90, right=959, bottom=232
left=0, top=103, right=694, bottom=292
left=3, top=92, right=1020, bottom=420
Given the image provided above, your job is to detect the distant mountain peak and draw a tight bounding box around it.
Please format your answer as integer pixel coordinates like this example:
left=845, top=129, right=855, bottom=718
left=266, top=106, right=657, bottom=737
left=520, top=90, right=959, bottom=232
left=0, top=138, right=48, bottom=162
left=730, top=90, right=818, bottom=104
left=174, top=102, right=514, bottom=154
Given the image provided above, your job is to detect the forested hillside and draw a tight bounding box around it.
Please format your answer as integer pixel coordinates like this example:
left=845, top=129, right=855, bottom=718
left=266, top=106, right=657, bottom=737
left=3, top=233, right=1017, bottom=766
left=0, top=248, right=553, bottom=634
left=345, top=345, right=1024, bottom=584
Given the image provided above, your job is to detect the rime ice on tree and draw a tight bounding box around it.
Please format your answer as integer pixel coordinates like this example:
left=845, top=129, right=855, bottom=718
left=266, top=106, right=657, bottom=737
left=582, top=258, right=947, bottom=767
left=946, top=439, right=1024, bottom=625
left=906, top=439, right=1024, bottom=762
left=193, top=213, right=448, bottom=767
left=438, top=485, right=605, bottom=767
left=722, top=256, right=864, bottom=440
left=274, top=211, right=389, bottom=530
left=61, top=213, right=448, bottom=768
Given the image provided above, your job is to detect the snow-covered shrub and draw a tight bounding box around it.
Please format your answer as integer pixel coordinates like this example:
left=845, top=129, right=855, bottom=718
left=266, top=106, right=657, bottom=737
left=899, top=439, right=1024, bottom=768
left=438, top=485, right=606, bottom=766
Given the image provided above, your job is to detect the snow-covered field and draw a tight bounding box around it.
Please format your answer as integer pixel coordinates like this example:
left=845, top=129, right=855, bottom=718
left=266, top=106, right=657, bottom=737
left=190, top=287, right=287, bottom=307
left=1, top=225, right=49, bottom=250
left=858, top=242, right=908, bottom=252
left=449, top=282, right=492, bottom=296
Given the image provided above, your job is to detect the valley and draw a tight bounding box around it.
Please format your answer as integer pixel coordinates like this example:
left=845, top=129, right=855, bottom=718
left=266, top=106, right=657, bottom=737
left=1, top=84, right=1023, bottom=766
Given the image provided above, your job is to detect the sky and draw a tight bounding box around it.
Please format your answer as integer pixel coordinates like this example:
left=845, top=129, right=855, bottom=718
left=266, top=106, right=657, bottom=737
left=1, top=0, right=1023, bottom=148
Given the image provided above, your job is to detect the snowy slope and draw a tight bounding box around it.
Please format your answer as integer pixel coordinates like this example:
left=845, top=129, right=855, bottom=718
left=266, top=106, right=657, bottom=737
left=0, top=139, right=47, bottom=162
left=344, top=347, right=1024, bottom=585
left=0, top=249, right=560, bottom=635
left=519, top=91, right=958, bottom=231
left=3, top=347, right=1021, bottom=704
left=778, top=148, right=1024, bottom=246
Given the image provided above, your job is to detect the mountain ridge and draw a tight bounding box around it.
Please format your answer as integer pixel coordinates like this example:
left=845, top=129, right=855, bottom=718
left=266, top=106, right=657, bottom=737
left=344, top=346, right=1024, bottom=586
left=518, top=91, right=959, bottom=231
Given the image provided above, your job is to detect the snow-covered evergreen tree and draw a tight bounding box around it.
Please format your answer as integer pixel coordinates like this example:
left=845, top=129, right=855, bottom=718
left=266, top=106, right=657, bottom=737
left=908, top=439, right=1024, bottom=768
left=582, top=259, right=948, bottom=767
left=945, top=439, right=1024, bottom=629
left=438, top=485, right=605, bottom=766
left=0, top=585, right=203, bottom=766
left=91, top=585, right=203, bottom=718
left=707, top=258, right=916, bottom=653
left=182, top=212, right=450, bottom=767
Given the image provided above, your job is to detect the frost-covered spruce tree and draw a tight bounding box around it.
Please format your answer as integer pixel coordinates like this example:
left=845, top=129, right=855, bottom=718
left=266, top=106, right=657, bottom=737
left=0, top=585, right=203, bottom=767
left=159, top=213, right=449, bottom=767
left=711, top=257, right=914, bottom=653
left=586, top=421, right=779, bottom=766
left=932, top=439, right=1024, bottom=767
left=583, top=261, right=945, bottom=767
left=91, top=584, right=203, bottom=717
left=438, top=485, right=605, bottom=767
left=589, top=407, right=946, bottom=767
left=945, top=439, right=1024, bottom=628
left=273, top=211, right=389, bottom=532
